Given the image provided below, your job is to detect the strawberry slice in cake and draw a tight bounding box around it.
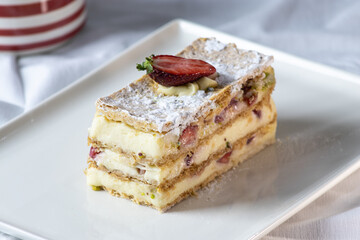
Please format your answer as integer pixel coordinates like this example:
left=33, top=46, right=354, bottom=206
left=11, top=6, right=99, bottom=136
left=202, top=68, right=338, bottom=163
left=85, top=38, right=277, bottom=212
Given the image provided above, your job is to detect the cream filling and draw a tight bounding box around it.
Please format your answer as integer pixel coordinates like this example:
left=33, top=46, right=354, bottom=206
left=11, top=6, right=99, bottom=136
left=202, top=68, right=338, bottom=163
left=88, top=115, right=173, bottom=159
left=89, top=71, right=275, bottom=160
left=157, top=76, right=218, bottom=96
left=94, top=98, right=276, bottom=186
left=86, top=121, right=276, bottom=210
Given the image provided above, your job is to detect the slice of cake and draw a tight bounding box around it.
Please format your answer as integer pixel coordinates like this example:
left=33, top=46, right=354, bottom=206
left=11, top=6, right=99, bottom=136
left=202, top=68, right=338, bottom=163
left=85, top=38, right=277, bottom=212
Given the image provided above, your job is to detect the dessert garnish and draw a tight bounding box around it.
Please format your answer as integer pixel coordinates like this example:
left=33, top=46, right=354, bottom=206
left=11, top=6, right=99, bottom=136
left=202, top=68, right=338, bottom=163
left=156, top=76, right=218, bottom=96
left=184, top=153, right=193, bottom=167
left=217, top=151, right=232, bottom=164
left=136, top=55, right=216, bottom=87
left=179, top=125, right=198, bottom=146
left=253, top=109, right=262, bottom=119
left=89, top=147, right=101, bottom=159
left=91, top=185, right=103, bottom=191
left=247, top=136, right=255, bottom=145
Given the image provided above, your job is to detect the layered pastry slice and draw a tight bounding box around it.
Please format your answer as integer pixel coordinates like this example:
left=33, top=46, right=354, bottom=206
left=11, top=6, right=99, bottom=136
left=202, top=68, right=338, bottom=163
left=85, top=38, right=277, bottom=212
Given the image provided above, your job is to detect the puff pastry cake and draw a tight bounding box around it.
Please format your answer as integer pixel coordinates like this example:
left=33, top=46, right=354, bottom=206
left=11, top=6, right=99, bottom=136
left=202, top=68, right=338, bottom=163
left=85, top=38, right=277, bottom=212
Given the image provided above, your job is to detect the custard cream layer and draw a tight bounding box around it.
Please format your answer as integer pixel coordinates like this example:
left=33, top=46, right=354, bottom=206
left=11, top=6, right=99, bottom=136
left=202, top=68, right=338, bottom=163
left=86, top=121, right=277, bottom=211
left=89, top=73, right=274, bottom=160
left=94, top=98, right=276, bottom=186
left=89, top=116, right=168, bottom=159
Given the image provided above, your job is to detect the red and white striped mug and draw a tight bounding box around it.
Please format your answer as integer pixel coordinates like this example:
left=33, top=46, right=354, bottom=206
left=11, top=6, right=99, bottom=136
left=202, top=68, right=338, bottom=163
left=0, top=0, right=86, bottom=54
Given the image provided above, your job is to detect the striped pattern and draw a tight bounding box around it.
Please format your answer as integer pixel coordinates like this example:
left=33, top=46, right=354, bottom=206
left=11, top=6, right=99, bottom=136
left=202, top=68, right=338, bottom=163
left=0, top=0, right=86, bottom=53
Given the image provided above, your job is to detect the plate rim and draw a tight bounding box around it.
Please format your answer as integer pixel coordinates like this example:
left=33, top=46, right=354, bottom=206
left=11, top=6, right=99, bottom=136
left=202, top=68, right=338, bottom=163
left=0, top=222, right=46, bottom=240
left=252, top=159, right=360, bottom=239
left=1, top=19, right=360, bottom=240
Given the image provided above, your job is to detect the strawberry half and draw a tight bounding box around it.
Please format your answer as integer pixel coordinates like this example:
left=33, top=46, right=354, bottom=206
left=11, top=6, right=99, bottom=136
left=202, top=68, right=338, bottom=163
left=179, top=125, right=198, bottom=147
left=217, top=151, right=232, bottom=164
left=137, top=55, right=216, bottom=87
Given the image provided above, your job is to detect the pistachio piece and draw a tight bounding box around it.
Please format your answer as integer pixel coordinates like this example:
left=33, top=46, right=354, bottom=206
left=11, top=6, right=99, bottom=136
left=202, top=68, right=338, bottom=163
left=91, top=185, right=103, bottom=191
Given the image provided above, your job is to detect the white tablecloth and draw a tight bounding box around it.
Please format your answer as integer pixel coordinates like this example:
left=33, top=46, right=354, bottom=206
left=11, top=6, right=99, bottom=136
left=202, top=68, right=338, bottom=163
left=1, top=0, right=360, bottom=239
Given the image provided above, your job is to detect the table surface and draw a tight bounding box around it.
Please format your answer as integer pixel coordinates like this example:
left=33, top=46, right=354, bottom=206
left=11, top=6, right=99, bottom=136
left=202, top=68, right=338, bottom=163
left=1, top=0, right=360, bottom=239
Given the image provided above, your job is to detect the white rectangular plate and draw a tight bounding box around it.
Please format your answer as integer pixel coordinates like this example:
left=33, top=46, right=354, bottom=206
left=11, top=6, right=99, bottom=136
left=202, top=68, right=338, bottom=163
left=1, top=19, right=360, bottom=240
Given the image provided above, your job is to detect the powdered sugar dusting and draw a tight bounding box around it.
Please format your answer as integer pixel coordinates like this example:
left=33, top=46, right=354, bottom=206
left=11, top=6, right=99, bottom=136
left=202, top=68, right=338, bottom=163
left=98, top=78, right=216, bottom=134
left=215, top=51, right=268, bottom=86
left=182, top=38, right=273, bottom=88
left=204, top=38, right=226, bottom=52
left=97, top=38, right=273, bottom=134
